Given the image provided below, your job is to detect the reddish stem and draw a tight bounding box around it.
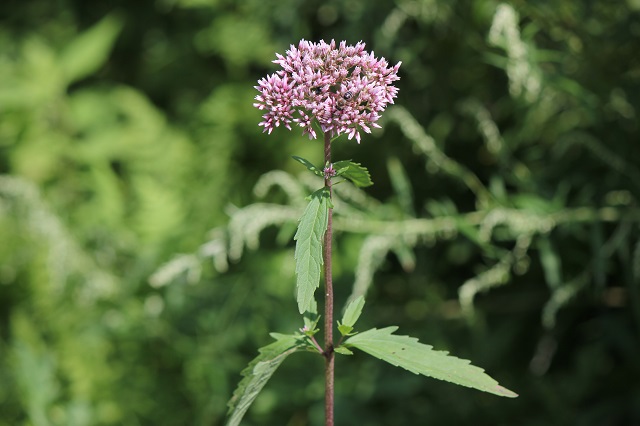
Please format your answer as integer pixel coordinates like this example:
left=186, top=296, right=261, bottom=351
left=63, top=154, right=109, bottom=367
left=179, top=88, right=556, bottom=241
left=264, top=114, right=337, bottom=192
left=323, top=131, right=334, bottom=426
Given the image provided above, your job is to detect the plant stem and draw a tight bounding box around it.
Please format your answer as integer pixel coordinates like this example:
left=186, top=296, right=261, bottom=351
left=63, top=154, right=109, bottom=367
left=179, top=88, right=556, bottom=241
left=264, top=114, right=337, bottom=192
left=323, top=131, right=334, bottom=426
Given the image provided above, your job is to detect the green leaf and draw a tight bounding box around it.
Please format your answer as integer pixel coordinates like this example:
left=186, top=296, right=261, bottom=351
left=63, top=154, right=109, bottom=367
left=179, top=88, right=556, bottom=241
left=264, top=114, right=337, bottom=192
left=292, top=156, right=324, bottom=177
left=294, top=188, right=330, bottom=314
left=334, top=346, right=354, bottom=355
left=345, top=327, right=518, bottom=398
left=59, top=14, right=123, bottom=84
left=302, top=298, right=320, bottom=335
left=341, top=295, right=365, bottom=328
left=333, top=160, right=373, bottom=187
left=337, top=322, right=354, bottom=336
left=226, top=333, right=305, bottom=426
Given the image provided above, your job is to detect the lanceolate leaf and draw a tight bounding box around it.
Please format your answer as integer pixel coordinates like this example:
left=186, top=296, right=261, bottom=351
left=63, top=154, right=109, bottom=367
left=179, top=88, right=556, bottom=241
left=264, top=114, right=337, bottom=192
left=292, top=156, right=324, bottom=177
left=345, top=327, right=518, bottom=398
left=341, top=296, right=365, bottom=328
left=226, top=334, right=305, bottom=426
left=333, top=160, right=373, bottom=187
left=294, top=188, right=330, bottom=314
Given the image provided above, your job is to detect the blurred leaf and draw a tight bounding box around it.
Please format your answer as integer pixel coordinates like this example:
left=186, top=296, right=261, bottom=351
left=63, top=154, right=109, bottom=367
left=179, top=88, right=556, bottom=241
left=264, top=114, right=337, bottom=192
left=11, top=312, right=59, bottom=426
left=194, top=15, right=275, bottom=69
left=538, top=237, right=562, bottom=289
left=391, top=241, right=416, bottom=272
left=59, top=14, right=123, bottom=84
left=387, top=157, right=414, bottom=216
left=346, top=327, right=518, bottom=398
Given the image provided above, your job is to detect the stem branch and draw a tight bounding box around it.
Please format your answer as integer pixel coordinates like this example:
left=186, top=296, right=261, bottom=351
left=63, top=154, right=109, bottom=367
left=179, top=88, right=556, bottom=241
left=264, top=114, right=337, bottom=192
left=323, top=131, right=334, bottom=426
left=308, top=334, right=324, bottom=354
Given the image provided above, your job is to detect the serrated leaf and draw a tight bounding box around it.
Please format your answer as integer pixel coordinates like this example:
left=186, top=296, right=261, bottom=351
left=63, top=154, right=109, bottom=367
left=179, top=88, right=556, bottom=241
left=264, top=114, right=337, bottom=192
left=226, top=334, right=305, bottom=426
left=346, top=327, right=518, bottom=398
left=294, top=188, right=330, bottom=314
left=333, top=160, right=373, bottom=187
left=60, top=14, right=123, bottom=84
left=341, top=295, right=365, bottom=328
left=292, top=156, right=324, bottom=177
left=334, top=346, right=354, bottom=355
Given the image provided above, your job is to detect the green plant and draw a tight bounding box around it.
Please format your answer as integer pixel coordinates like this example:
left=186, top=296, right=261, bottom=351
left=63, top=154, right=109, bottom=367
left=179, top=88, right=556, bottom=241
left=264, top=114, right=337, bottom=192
left=225, top=39, right=516, bottom=426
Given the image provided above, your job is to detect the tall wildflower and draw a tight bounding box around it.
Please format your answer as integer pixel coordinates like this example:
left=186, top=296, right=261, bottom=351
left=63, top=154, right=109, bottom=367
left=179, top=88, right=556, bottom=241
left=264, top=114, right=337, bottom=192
left=230, top=39, right=517, bottom=426
left=253, top=39, right=401, bottom=143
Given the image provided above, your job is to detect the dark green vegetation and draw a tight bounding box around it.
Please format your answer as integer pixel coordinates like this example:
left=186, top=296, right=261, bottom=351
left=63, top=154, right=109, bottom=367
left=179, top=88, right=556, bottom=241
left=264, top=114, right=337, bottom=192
left=1, top=1, right=639, bottom=425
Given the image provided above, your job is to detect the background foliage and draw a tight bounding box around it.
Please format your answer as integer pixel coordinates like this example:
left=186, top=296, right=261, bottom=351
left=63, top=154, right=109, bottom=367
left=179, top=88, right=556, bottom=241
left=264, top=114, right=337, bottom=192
left=1, top=0, right=640, bottom=425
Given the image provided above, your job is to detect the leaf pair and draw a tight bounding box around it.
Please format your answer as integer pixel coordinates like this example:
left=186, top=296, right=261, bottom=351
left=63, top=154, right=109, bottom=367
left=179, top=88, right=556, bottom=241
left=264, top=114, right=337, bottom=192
left=227, top=315, right=517, bottom=426
left=337, top=295, right=365, bottom=337
left=227, top=155, right=517, bottom=426
left=292, top=156, right=373, bottom=188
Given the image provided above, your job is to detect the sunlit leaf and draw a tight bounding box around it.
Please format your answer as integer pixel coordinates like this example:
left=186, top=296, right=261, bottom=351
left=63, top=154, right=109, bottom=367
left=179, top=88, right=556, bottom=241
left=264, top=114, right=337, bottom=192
left=387, top=157, right=414, bottom=216
left=337, top=323, right=353, bottom=336
left=294, top=188, right=330, bottom=314
left=346, top=327, right=518, bottom=398
left=341, top=295, right=365, bottom=328
left=226, top=333, right=305, bottom=426
left=333, top=160, right=373, bottom=187
left=292, top=156, right=324, bottom=177
left=334, top=346, right=353, bottom=355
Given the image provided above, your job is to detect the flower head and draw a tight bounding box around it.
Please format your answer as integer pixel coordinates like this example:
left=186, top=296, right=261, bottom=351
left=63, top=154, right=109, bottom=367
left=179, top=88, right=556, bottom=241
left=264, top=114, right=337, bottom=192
left=323, top=163, right=336, bottom=178
left=254, top=40, right=401, bottom=143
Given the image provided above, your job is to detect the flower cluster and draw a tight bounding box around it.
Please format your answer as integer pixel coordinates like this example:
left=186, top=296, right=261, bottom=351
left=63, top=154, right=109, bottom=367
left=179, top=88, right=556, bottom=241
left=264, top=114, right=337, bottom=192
left=323, top=163, right=336, bottom=178
left=254, top=39, right=401, bottom=143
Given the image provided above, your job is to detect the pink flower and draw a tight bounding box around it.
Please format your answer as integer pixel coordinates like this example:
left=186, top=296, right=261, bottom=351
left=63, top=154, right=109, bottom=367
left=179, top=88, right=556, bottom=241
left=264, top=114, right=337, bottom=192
left=323, top=163, right=336, bottom=178
left=254, top=40, right=401, bottom=143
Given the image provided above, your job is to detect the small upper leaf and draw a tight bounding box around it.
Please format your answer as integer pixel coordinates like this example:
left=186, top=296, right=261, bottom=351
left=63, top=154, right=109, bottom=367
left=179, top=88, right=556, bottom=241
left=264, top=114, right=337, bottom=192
left=334, top=346, right=354, bottom=355
left=226, top=333, right=305, bottom=426
left=337, top=323, right=354, bottom=337
left=292, top=156, right=324, bottom=177
left=294, top=188, right=330, bottom=313
left=341, top=296, right=365, bottom=328
left=345, top=327, right=518, bottom=398
left=333, top=160, right=373, bottom=187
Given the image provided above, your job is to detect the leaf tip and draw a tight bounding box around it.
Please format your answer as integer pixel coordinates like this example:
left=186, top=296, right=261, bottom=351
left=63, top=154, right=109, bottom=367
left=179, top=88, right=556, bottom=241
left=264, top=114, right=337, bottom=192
left=495, top=385, right=518, bottom=398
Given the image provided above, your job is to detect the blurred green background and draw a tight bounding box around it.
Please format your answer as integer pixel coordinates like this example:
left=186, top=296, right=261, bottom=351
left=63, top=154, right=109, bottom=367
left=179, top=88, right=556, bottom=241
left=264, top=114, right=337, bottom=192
left=1, top=0, right=640, bottom=425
